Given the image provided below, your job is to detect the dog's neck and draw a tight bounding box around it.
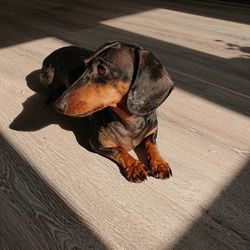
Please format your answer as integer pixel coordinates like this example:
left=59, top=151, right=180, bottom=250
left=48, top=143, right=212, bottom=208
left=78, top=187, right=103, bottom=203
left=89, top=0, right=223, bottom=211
left=111, top=100, right=135, bottom=121
left=109, top=100, right=157, bottom=147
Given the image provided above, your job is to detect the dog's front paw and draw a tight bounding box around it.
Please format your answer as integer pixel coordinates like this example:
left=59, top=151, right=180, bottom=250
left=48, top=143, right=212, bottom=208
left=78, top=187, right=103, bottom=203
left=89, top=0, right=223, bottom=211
left=149, top=159, right=172, bottom=179
left=124, top=160, right=148, bottom=183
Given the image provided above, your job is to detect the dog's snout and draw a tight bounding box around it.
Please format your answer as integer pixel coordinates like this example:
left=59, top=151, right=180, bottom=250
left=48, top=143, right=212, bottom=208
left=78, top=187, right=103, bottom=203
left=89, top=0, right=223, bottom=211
left=55, top=99, right=67, bottom=113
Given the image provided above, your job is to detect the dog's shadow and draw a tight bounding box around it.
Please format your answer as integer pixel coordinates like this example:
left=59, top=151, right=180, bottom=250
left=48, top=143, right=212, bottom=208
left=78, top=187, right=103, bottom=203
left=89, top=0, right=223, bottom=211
left=10, top=70, right=92, bottom=152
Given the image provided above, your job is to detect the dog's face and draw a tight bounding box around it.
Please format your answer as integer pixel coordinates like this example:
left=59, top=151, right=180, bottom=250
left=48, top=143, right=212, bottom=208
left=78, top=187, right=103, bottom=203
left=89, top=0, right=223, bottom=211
left=55, top=41, right=173, bottom=117
left=55, top=44, right=135, bottom=116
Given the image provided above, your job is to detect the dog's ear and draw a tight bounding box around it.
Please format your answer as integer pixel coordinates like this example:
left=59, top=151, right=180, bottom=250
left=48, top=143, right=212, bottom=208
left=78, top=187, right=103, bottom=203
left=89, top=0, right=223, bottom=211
left=126, top=49, right=174, bottom=115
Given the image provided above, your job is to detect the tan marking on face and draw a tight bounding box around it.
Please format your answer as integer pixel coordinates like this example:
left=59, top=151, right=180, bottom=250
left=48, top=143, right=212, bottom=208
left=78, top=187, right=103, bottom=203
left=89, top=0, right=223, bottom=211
left=63, top=80, right=130, bottom=116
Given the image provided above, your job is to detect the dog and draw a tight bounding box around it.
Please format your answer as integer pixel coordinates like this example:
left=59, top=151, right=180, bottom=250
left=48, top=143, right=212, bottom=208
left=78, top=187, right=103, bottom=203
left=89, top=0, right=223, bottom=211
left=42, top=41, right=174, bottom=182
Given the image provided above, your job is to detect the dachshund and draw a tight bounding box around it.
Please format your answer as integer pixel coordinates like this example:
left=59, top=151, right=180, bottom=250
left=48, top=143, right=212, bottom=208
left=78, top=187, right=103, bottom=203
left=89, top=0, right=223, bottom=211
left=41, top=41, right=174, bottom=182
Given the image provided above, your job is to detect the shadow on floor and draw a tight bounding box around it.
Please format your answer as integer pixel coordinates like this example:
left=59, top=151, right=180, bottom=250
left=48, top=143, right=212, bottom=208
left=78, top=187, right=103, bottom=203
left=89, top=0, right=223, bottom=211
left=0, top=135, right=108, bottom=249
left=173, top=158, right=250, bottom=249
left=10, top=70, right=92, bottom=152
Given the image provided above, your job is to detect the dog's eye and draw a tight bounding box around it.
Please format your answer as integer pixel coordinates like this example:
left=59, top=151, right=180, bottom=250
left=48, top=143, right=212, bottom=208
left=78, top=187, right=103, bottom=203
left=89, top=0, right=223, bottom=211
left=97, top=64, right=106, bottom=75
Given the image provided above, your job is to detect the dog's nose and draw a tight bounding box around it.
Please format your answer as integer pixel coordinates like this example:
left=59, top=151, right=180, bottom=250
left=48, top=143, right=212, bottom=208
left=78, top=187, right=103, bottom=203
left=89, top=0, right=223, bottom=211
left=54, top=99, right=67, bottom=113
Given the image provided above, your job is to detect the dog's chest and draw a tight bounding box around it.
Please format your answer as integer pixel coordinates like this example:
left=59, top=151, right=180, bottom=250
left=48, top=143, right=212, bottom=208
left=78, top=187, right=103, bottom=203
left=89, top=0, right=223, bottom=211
left=98, top=115, right=155, bottom=151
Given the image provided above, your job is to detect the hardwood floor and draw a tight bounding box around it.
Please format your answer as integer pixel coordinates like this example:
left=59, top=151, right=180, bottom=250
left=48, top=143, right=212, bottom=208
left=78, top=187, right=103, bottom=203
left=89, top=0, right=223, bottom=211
left=0, top=136, right=107, bottom=249
left=0, top=0, right=249, bottom=249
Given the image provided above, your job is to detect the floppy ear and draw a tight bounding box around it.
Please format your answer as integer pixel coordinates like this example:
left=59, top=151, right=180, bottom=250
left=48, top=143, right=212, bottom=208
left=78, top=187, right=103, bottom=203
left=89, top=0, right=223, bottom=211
left=126, top=49, right=174, bottom=115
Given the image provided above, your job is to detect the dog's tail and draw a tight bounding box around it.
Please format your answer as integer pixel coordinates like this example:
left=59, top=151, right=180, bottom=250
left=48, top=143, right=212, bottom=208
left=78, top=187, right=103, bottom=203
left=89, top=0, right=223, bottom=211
left=39, top=64, right=55, bottom=87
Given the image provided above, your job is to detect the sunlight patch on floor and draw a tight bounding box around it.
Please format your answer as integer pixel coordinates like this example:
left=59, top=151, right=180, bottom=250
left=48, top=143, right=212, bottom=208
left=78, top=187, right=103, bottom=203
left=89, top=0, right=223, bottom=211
left=101, top=8, right=250, bottom=59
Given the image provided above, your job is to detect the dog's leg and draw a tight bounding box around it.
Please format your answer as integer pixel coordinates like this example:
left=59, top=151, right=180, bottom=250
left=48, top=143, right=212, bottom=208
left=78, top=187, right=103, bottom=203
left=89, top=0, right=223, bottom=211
left=143, top=131, right=172, bottom=179
left=91, top=145, right=148, bottom=183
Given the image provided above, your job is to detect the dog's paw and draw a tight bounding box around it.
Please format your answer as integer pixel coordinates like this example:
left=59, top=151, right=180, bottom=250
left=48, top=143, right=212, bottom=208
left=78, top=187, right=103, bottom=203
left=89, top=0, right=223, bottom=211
left=149, top=159, right=172, bottom=179
left=124, top=160, right=148, bottom=183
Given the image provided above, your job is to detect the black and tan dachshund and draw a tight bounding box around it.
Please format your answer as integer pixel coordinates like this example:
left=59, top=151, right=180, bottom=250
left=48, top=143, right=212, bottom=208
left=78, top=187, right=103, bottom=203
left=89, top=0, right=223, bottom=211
left=40, top=41, right=174, bottom=182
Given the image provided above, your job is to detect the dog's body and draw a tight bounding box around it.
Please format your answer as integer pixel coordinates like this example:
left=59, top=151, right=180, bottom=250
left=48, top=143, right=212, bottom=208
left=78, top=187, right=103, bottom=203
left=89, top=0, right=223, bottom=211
left=40, top=41, right=174, bottom=182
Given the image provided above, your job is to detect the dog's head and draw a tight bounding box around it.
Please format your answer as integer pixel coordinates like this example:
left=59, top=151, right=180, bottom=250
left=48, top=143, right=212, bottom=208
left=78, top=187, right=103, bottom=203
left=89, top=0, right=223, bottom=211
left=55, top=41, right=174, bottom=117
